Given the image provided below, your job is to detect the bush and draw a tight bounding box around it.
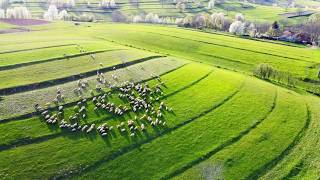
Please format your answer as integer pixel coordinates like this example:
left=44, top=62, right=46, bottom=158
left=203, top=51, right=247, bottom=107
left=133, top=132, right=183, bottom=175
left=253, top=64, right=274, bottom=79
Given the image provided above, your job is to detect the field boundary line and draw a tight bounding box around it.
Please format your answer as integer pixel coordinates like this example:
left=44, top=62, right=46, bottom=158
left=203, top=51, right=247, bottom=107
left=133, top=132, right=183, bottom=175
left=53, top=80, right=245, bottom=179
left=246, top=103, right=312, bottom=179
left=0, top=44, right=78, bottom=54
left=0, top=62, right=187, bottom=123
left=164, top=88, right=278, bottom=179
left=0, top=55, right=165, bottom=96
left=0, top=49, right=125, bottom=71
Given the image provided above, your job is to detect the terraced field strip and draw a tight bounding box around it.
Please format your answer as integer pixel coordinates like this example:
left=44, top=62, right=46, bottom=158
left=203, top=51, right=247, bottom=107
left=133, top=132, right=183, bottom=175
left=0, top=39, right=125, bottom=68
left=0, top=57, right=185, bottom=120
left=143, top=31, right=316, bottom=64
left=0, top=68, right=243, bottom=179
left=175, top=89, right=308, bottom=180
left=155, top=26, right=316, bottom=61
left=0, top=50, right=160, bottom=95
left=94, top=24, right=319, bottom=78
left=0, top=44, right=77, bottom=55
left=261, top=95, right=320, bottom=179
left=0, top=63, right=211, bottom=150
left=0, top=49, right=124, bottom=71
left=76, top=78, right=277, bottom=179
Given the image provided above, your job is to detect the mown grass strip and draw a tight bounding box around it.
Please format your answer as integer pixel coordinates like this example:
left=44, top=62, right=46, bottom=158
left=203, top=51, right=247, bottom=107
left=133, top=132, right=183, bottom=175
left=175, top=89, right=308, bottom=180
left=0, top=65, right=209, bottom=151
left=165, top=89, right=278, bottom=179
left=0, top=44, right=78, bottom=55
left=0, top=60, right=187, bottom=124
left=0, top=55, right=164, bottom=96
left=247, top=104, right=311, bottom=179
left=143, top=31, right=316, bottom=64
left=0, top=49, right=124, bottom=71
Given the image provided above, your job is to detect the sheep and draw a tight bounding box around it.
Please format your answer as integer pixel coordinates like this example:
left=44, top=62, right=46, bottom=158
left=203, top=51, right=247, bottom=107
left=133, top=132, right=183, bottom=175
left=141, top=124, right=146, bottom=131
left=81, top=125, right=88, bottom=132
left=41, top=111, right=48, bottom=116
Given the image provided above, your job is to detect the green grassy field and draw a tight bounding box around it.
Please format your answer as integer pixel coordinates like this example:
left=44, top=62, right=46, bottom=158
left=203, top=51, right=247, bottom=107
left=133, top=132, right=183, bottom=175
left=0, top=21, right=320, bottom=179
left=1, top=0, right=313, bottom=24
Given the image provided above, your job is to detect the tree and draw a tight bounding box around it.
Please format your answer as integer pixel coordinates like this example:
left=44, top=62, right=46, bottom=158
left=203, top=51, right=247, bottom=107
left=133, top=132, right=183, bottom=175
left=6, top=6, right=31, bottom=19
left=207, top=0, right=215, bottom=9
left=229, top=21, right=245, bottom=35
left=111, top=10, right=127, bottom=22
left=0, top=8, right=4, bottom=18
left=132, top=15, right=143, bottom=23
left=176, top=1, right=186, bottom=12
left=145, top=13, right=160, bottom=23
left=235, top=13, right=245, bottom=22
left=43, top=5, right=59, bottom=20
left=210, top=12, right=225, bottom=30
left=47, top=0, right=75, bottom=8
left=247, top=23, right=257, bottom=37
left=100, top=0, right=117, bottom=9
left=191, top=14, right=206, bottom=29
left=0, top=0, right=9, bottom=9
left=303, top=13, right=320, bottom=45
left=268, top=21, right=281, bottom=37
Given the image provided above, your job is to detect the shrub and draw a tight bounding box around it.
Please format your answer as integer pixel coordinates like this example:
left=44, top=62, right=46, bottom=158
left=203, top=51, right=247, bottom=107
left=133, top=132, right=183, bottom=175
left=253, top=64, right=275, bottom=79
left=229, top=21, right=245, bottom=35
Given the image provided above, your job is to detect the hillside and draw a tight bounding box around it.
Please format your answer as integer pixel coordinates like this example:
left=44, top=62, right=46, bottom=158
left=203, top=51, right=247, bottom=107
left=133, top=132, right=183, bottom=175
left=0, top=21, right=319, bottom=179
left=3, top=0, right=319, bottom=23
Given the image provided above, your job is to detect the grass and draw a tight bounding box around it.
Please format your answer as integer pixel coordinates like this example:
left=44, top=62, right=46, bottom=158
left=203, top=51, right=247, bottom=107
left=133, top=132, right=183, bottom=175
left=175, top=88, right=308, bottom=179
left=77, top=77, right=278, bottom=179
left=0, top=49, right=156, bottom=90
left=0, top=62, right=205, bottom=146
left=0, top=41, right=122, bottom=67
left=0, top=57, right=185, bottom=119
left=0, top=22, right=320, bottom=179
left=261, top=95, right=320, bottom=179
left=0, top=67, right=243, bottom=179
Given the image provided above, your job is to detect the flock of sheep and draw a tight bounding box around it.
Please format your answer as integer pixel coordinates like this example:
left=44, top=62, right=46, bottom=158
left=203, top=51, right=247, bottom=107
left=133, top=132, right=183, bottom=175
left=34, top=54, right=173, bottom=138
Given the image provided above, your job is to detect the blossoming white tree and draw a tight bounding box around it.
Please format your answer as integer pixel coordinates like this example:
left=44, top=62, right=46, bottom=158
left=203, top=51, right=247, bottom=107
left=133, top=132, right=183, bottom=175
left=6, top=6, right=31, bottom=19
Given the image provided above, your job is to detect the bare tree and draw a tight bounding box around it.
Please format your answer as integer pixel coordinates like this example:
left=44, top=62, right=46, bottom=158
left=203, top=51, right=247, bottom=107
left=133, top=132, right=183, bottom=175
left=302, top=22, right=320, bottom=45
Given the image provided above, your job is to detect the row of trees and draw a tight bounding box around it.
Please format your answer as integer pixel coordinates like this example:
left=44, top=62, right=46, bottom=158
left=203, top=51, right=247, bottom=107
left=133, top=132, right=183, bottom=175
left=99, top=0, right=117, bottom=9
left=0, top=6, right=31, bottom=19
left=43, top=5, right=70, bottom=20
left=173, top=11, right=320, bottom=46
left=47, top=0, right=75, bottom=8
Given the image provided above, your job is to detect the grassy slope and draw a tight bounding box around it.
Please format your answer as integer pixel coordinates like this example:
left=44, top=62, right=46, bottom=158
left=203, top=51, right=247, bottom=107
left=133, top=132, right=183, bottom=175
left=261, top=95, right=320, bottom=179
left=90, top=24, right=320, bottom=79
left=176, top=88, right=308, bottom=179
left=0, top=41, right=122, bottom=67
left=0, top=22, right=319, bottom=179
left=0, top=62, right=202, bottom=146
left=0, top=57, right=184, bottom=119
left=0, top=66, right=244, bottom=179
left=77, top=76, right=277, bottom=179
left=0, top=49, right=156, bottom=89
